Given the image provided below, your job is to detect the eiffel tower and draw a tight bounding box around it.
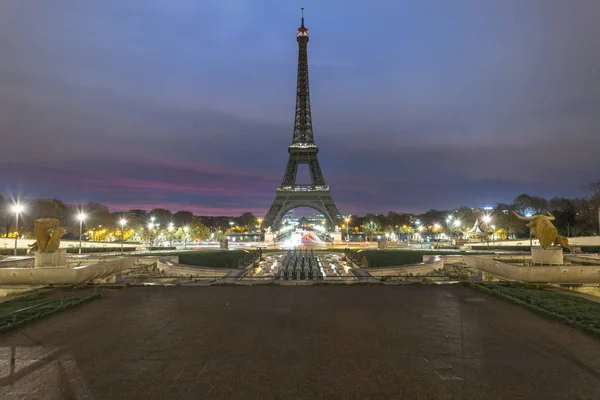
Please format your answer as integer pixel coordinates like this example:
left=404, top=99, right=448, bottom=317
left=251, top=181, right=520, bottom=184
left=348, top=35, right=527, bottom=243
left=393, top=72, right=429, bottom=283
left=263, top=9, right=341, bottom=230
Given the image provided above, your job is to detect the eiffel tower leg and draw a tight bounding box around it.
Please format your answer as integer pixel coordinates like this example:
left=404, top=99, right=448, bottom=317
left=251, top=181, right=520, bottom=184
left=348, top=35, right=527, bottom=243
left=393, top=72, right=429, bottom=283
left=308, top=157, right=325, bottom=186
left=282, top=156, right=299, bottom=186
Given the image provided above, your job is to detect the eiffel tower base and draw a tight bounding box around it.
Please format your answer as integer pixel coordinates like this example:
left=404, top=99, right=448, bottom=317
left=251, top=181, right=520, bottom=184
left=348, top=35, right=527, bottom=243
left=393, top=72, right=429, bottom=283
left=264, top=189, right=340, bottom=230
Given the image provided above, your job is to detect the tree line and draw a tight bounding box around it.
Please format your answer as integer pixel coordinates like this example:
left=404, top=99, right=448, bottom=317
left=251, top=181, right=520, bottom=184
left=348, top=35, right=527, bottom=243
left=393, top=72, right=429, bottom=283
left=1, top=181, right=598, bottom=242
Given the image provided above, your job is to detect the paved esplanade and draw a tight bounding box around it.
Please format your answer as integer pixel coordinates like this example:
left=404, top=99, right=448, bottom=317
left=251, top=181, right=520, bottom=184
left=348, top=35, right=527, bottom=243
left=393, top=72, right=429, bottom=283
left=1, top=286, right=599, bottom=399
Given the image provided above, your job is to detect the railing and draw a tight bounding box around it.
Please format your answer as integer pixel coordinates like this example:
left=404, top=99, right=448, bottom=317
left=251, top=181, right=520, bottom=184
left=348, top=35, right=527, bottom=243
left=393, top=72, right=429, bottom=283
left=277, top=185, right=330, bottom=192
left=122, top=274, right=469, bottom=285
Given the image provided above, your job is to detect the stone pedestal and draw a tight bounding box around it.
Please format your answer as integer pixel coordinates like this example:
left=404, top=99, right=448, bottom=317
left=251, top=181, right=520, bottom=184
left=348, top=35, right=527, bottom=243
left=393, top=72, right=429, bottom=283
left=531, top=247, right=563, bottom=265
left=333, top=232, right=342, bottom=242
left=35, top=249, right=67, bottom=268
left=264, top=232, right=274, bottom=243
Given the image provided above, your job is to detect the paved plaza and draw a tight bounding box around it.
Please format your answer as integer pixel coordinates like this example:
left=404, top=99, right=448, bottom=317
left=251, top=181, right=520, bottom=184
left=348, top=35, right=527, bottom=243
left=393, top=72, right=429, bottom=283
left=0, top=286, right=599, bottom=399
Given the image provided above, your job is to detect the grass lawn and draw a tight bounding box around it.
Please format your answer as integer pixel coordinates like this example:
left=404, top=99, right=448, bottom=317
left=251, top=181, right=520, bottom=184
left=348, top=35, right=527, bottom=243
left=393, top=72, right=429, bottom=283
left=468, top=282, right=600, bottom=336
left=0, top=287, right=101, bottom=332
left=147, top=250, right=256, bottom=268
left=354, top=249, right=484, bottom=268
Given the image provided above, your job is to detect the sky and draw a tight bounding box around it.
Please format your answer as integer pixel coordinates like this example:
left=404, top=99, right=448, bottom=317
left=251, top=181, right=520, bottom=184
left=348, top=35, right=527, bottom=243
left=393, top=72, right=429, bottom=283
left=1, top=0, right=599, bottom=216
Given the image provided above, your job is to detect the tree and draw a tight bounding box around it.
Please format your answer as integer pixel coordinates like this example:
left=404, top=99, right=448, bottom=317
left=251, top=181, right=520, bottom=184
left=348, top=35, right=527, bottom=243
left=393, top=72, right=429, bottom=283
left=236, top=212, right=256, bottom=230
left=149, top=208, right=173, bottom=226
left=589, top=181, right=600, bottom=235
left=189, top=220, right=210, bottom=241
left=548, top=197, right=577, bottom=236
left=173, top=211, right=194, bottom=227
left=0, top=194, right=8, bottom=237
left=512, top=194, right=548, bottom=216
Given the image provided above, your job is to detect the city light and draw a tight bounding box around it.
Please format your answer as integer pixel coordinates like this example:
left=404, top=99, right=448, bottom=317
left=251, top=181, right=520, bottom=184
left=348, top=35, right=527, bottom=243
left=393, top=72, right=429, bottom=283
left=12, top=202, right=24, bottom=256
left=454, top=220, right=462, bottom=228
left=483, top=215, right=491, bottom=224
left=77, top=211, right=86, bottom=254
left=119, top=218, right=127, bottom=253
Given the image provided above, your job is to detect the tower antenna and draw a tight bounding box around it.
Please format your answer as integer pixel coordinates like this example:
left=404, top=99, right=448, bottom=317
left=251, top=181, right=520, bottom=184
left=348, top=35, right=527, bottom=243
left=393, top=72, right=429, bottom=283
left=301, top=7, right=304, bottom=27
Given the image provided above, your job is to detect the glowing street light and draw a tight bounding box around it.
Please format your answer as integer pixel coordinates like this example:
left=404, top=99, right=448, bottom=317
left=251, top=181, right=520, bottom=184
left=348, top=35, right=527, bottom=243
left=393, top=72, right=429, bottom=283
left=344, top=217, right=350, bottom=242
left=168, top=223, right=175, bottom=247
left=453, top=220, right=461, bottom=228
left=257, top=218, right=263, bottom=242
left=77, top=212, right=86, bottom=254
left=183, top=226, right=189, bottom=249
left=482, top=215, right=492, bottom=249
left=11, top=203, right=24, bottom=256
left=119, top=218, right=127, bottom=253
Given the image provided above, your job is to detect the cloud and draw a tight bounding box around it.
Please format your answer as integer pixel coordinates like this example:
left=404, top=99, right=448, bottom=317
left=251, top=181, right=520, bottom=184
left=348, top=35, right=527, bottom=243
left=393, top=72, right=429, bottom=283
left=0, top=0, right=598, bottom=215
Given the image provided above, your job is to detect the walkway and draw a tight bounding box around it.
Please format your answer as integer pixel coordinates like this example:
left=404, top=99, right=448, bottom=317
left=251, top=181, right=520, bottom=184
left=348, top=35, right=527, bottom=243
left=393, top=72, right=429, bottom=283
left=1, top=286, right=599, bottom=399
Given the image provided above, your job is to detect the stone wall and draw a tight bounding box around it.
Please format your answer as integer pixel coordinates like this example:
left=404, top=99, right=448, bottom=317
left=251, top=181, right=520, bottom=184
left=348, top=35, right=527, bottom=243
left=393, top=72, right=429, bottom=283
left=0, top=257, right=135, bottom=285
left=0, top=238, right=138, bottom=250
left=156, top=256, right=234, bottom=278
left=365, top=257, right=443, bottom=277
left=473, top=256, right=600, bottom=284
left=465, top=236, right=600, bottom=248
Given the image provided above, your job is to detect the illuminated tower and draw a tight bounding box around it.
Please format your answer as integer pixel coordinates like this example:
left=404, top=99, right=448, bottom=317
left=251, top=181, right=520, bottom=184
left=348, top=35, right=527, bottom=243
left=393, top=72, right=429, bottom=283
left=263, top=9, right=341, bottom=230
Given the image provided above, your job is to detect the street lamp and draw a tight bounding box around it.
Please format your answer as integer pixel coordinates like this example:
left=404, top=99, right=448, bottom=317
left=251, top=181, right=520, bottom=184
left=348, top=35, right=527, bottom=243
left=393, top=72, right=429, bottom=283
left=483, top=215, right=492, bottom=250
left=119, top=218, right=127, bottom=253
left=183, top=226, right=189, bottom=249
left=257, top=218, right=263, bottom=242
left=147, top=220, right=154, bottom=249
left=11, top=203, right=24, bottom=256
left=344, top=217, right=350, bottom=242
left=418, top=225, right=424, bottom=248
left=168, top=223, right=174, bottom=248
left=77, top=212, right=86, bottom=254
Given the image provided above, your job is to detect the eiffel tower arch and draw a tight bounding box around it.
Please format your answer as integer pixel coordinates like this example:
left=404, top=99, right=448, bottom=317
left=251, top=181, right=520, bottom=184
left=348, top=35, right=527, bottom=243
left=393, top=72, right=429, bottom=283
left=263, top=9, right=341, bottom=230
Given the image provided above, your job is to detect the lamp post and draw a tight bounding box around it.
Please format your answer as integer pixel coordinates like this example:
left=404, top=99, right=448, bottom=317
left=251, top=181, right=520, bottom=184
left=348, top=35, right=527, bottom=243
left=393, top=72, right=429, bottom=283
left=168, top=223, right=174, bottom=248
left=483, top=215, right=491, bottom=250
left=119, top=218, right=127, bottom=254
left=77, top=212, right=86, bottom=254
left=446, top=215, right=453, bottom=243
left=453, top=219, right=461, bottom=245
left=183, top=226, right=189, bottom=250
left=11, top=203, right=24, bottom=256
left=257, top=218, right=263, bottom=242
left=147, top=216, right=156, bottom=249
left=345, top=217, right=350, bottom=242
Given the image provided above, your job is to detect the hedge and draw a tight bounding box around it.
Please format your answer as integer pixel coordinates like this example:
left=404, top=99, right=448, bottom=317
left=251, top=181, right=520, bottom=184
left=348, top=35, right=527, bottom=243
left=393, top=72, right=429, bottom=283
left=0, top=293, right=101, bottom=333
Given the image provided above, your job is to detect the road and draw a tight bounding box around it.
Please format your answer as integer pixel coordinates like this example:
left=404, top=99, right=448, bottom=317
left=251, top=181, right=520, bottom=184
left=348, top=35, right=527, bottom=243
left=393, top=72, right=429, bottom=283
left=0, top=285, right=599, bottom=399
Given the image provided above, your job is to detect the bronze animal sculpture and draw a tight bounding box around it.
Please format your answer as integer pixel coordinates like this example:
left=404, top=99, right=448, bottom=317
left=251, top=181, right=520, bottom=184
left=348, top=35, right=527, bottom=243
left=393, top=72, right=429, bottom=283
left=553, top=235, right=573, bottom=252
left=31, top=218, right=68, bottom=252
left=512, top=211, right=571, bottom=251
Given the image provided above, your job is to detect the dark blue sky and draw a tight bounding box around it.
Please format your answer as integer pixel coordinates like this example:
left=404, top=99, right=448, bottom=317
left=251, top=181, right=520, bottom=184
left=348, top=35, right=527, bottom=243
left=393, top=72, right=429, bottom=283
left=1, top=0, right=599, bottom=215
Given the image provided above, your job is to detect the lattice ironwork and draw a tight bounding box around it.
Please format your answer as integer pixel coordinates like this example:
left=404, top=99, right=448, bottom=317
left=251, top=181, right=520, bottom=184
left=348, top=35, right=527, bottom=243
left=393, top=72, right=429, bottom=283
left=264, top=11, right=341, bottom=230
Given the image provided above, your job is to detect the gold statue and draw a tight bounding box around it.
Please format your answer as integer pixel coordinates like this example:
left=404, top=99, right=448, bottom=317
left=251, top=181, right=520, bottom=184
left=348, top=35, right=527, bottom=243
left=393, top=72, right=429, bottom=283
left=512, top=211, right=571, bottom=251
left=553, top=235, right=573, bottom=252
left=33, top=218, right=68, bottom=252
